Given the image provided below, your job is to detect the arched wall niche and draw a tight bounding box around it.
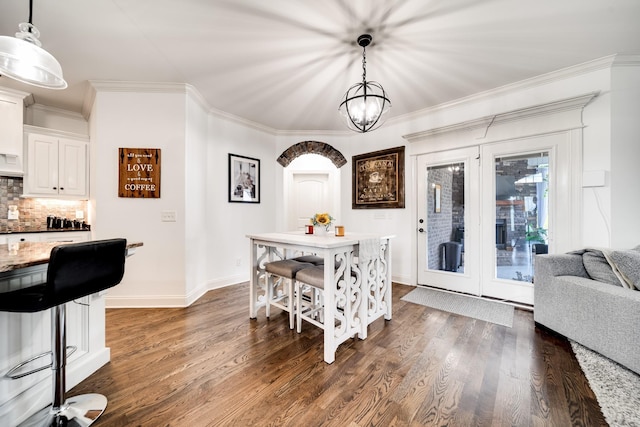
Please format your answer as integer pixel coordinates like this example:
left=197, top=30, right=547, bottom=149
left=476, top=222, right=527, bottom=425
left=277, top=141, right=347, bottom=168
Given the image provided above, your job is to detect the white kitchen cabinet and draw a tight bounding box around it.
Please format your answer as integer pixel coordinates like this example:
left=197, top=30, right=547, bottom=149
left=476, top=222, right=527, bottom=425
left=24, top=126, right=89, bottom=199
left=41, top=231, right=91, bottom=242
left=0, top=88, right=29, bottom=176
left=3, top=231, right=90, bottom=245
left=5, top=233, right=41, bottom=244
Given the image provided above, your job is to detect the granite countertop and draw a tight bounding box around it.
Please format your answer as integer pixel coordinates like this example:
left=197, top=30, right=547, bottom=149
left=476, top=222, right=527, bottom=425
left=0, top=241, right=143, bottom=273
left=0, top=227, right=91, bottom=235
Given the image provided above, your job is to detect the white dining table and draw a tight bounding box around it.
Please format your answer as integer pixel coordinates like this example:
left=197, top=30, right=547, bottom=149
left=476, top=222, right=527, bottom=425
left=247, top=231, right=393, bottom=364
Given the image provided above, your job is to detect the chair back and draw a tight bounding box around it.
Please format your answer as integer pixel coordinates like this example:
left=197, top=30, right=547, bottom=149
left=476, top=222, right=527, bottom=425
left=47, top=238, right=127, bottom=305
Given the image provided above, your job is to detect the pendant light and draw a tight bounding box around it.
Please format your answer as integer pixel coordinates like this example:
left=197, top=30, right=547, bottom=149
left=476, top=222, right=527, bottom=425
left=338, top=34, right=390, bottom=133
left=0, top=0, right=67, bottom=89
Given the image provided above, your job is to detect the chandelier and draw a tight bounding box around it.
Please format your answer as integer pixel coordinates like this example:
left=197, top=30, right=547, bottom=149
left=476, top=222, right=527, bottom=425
left=0, top=0, right=67, bottom=89
left=338, top=34, right=390, bottom=133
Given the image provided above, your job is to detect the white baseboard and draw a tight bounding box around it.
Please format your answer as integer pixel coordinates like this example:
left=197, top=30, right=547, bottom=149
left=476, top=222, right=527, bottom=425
left=392, top=274, right=413, bottom=286
left=105, top=273, right=249, bottom=308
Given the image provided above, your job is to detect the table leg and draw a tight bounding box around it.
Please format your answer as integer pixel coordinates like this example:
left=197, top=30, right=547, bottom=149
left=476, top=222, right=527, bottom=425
left=249, top=239, right=258, bottom=318
left=384, top=238, right=392, bottom=320
left=323, top=253, right=336, bottom=364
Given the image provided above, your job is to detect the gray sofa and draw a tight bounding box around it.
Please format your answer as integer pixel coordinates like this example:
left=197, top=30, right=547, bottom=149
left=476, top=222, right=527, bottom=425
left=535, top=252, right=640, bottom=374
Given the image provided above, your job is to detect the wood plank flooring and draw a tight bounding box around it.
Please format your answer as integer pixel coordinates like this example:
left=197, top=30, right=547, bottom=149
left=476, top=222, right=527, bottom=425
left=69, top=283, right=606, bottom=426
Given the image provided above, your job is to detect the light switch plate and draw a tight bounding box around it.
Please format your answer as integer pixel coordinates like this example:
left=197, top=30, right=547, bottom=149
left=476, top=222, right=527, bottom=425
left=161, top=210, right=177, bottom=222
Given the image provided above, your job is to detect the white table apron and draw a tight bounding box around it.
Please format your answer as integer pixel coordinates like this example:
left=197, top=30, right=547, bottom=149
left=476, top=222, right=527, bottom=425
left=247, top=232, right=392, bottom=364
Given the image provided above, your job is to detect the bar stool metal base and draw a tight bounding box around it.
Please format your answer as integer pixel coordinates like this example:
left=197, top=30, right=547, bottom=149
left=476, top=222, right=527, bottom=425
left=20, top=393, right=107, bottom=427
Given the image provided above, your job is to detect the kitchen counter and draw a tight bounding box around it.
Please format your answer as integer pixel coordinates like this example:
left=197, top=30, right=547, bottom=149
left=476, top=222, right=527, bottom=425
left=0, top=240, right=143, bottom=273
left=0, top=239, right=143, bottom=425
left=0, top=227, right=90, bottom=234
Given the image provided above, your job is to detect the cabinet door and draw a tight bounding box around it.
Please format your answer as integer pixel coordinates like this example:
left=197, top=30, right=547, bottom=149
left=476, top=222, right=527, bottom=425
left=26, top=133, right=59, bottom=195
left=58, top=139, right=88, bottom=197
left=0, top=95, right=23, bottom=157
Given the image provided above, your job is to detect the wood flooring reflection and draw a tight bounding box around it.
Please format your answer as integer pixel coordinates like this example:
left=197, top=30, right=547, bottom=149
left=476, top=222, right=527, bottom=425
left=70, top=283, right=606, bottom=426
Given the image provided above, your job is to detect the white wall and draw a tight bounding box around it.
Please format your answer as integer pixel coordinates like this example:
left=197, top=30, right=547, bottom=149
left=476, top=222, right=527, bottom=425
left=90, top=89, right=188, bottom=307
left=204, top=114, right=277, bottom=291
left=184, top=91, right=210, bottom=304
left=610, top=58, right=640, bottom=248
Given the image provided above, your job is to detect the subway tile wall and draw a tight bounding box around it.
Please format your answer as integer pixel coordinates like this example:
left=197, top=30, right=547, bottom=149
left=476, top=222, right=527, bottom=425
left=0, top=177, right=88, bottom=233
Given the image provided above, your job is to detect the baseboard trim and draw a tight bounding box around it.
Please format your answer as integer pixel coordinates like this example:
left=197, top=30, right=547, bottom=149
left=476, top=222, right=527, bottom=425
left=105, top=274, right=249, bottom=308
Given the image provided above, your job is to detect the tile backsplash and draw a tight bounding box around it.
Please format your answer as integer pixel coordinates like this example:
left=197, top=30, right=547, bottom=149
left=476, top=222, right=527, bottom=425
left=0, top=177, right=88, bottom=232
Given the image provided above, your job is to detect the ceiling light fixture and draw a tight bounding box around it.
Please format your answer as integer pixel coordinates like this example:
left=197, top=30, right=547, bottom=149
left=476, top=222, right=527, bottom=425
left=0, top=0, right=67, bottom=89
left=338, top=34, right=390, bottom=133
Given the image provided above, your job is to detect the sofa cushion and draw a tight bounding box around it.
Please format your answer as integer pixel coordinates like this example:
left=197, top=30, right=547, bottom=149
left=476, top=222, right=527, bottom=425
left=581, top=250, right=624, bottom=287
left=604, top=249, right=640, bottom=290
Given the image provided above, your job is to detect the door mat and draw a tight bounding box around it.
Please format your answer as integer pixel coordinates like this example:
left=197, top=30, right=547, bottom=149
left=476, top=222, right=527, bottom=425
left=401, top=286, right=514, bottom=327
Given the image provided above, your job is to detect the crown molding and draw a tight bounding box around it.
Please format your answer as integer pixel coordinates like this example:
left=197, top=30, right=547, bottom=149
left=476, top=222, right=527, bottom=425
left=27, top=103, right=86, bottom=121
left=611, top=54, right=640, bottom=67
left=403, top=92, right=599, bottom=142
left=398, top=55, right=618, bottom=125
left=23, top=124, right=89, bottom=141
left=86, top=80, right=278, bottom=135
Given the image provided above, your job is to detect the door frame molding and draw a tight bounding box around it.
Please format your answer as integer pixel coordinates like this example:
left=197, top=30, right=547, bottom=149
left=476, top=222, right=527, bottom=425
left=405, top=93, right=595, bottom=288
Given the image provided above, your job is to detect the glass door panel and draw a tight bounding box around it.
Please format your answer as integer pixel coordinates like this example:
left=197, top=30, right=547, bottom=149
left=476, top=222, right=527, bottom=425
left=426, top=163, right=465, bottom=274
left=494, top=153, right=549, bottom=283
left=417, top=147, right=480, bottom=295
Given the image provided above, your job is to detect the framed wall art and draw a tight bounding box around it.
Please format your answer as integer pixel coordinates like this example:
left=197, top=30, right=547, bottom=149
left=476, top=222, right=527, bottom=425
left=118, top=148, right=161, bottom=198
left=228, top=153, right=260, bottom=203
left=352, top=146, right=405, bottom=209
left=434, top=184, right=441, bottom=213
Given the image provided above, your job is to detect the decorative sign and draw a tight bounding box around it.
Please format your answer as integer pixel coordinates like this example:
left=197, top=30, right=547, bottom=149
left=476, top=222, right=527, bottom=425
left=352, top=146, right=405, bottom=209
left=119, top=148, right=161, bottom=198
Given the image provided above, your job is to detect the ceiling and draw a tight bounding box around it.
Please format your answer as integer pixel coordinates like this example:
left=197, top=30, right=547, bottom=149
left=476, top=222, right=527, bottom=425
left=1, top=0, right=639, bottom=132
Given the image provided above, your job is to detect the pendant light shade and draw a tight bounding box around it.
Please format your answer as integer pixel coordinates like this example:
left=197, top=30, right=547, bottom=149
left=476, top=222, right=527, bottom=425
left=0, top=3, right=67, bottom=90
left=338, top=34, right=390, bottom=133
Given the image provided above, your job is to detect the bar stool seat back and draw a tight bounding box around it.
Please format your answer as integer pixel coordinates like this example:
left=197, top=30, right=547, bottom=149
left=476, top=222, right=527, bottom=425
left=0, top=238, right=127, bottom=427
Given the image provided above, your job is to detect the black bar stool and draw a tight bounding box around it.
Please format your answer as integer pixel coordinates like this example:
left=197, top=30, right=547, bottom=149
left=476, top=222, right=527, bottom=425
left=0, top=238, right=127, bottom=427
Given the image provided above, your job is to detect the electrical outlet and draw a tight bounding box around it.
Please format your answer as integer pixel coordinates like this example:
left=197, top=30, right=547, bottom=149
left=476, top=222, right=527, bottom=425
left=236, top=258, right=242, bottom=266
left=7, top=205, right=18, bottom=220
left=75, top=210, right=84, bottom=219
left=161, top=210, right=177, bottom=222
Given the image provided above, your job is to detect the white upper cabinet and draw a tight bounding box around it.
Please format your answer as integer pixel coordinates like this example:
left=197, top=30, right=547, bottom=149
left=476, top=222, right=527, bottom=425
left=24, top=126, right=89, bottom=199
left=0, top=89, right=29, bottom=176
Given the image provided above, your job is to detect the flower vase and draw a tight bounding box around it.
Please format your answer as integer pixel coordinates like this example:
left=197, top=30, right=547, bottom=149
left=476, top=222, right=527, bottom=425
left=314, top=226, right=329, bottom=236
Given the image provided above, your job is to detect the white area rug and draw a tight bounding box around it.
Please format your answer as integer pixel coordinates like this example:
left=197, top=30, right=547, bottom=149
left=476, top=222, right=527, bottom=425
left=571, top=341, right=640, bottom=427
left=401, top=286, right=514, bottom=328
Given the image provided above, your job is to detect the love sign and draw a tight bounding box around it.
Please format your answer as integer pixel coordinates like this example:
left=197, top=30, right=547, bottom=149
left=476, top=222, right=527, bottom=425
left=119, top=148, right=161, bottom=198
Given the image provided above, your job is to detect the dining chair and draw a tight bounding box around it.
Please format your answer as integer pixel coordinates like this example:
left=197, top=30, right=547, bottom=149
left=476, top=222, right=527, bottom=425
left=265, top=259, right=313, bottom=329
left=294, top=265, right=326, bottom=333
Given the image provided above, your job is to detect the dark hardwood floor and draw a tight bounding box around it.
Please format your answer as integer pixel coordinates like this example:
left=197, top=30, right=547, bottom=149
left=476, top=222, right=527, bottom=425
left=70, top=283, right=606, bottom=426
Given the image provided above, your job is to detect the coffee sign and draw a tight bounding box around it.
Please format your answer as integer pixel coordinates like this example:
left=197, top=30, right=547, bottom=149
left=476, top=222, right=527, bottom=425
left=119, top=148, right=161, bottom=198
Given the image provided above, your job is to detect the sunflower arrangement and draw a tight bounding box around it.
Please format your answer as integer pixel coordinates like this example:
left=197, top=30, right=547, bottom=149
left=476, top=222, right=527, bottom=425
left=311, top=212, right=334, bottom=231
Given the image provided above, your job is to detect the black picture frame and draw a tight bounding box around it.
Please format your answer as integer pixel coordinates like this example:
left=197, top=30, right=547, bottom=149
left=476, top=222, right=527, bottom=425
left=352, top=146, right=405, bottom=209
left=228, top=153, right=260, bottom=203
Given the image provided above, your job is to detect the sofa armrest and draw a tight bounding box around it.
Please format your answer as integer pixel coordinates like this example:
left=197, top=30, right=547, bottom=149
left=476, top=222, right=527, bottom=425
left=535, top=253, right=589, bottom=280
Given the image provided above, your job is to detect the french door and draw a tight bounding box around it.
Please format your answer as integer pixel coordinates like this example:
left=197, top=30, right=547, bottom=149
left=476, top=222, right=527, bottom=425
left=417, top=133, right=572, bottom=305
left=417, top=146, right=480, bottom=295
